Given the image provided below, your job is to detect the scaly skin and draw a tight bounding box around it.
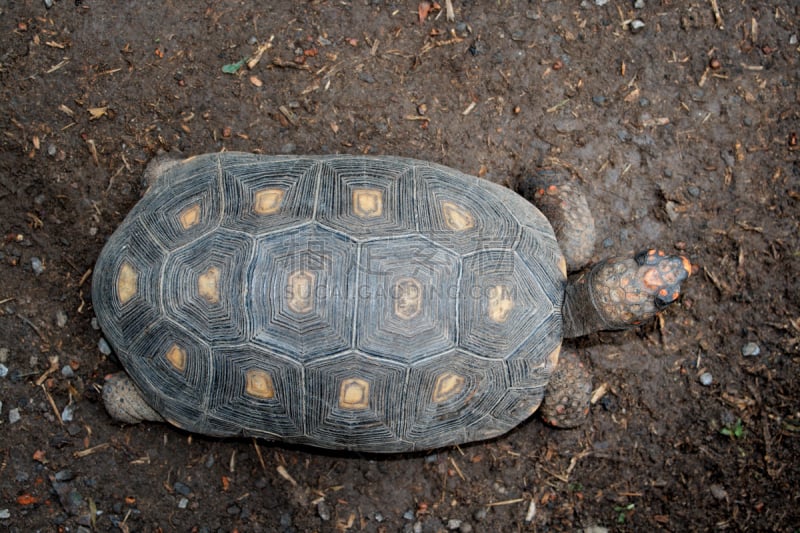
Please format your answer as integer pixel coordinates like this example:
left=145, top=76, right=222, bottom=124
left=540, top=349, right=592, bottom=428
left=103, top=373, right=163, bottom=424
left=518, top=169, right=596, bottom=272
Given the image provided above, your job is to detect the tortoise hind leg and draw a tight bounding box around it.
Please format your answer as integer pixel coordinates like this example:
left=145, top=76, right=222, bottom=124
left=540, top=349, right=592, bottom=428
left=103, top=372, right=164, bottom=424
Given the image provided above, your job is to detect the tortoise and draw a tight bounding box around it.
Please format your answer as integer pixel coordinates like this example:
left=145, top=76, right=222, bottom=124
left=93, top=152, right=690, bottom=453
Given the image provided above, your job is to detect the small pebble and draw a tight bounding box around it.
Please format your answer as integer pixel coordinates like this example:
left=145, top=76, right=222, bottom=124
left=55, top=469, right=75, bottom=482
left=31, top=257, right=45, bottom=275
left=0, top=348, right=8, bottom=364
left=699, top=372, right=713, bottom=386
left=0, top=509, right=9, bottom=519
left=709, top=484, right=728, bottom=500
left=177, top=497, right=189, bottom=509
left=173, top=482, right=192, bottom=496
left=47, top=144, right=57, bottom=157
left=790, top=34, right=798, bottom=45
left=629, top=19, right=645, bottom=33
left=591, top=95, right=606, bottom=106
left=459, top=523, right=474, bottom=533
left=741, top=342, right=760, bottom=357
left=61, top=365, right=74, bottom=378
left=687, top=186, right=701, bottom=198
left=98, top=338, right=112, bottom=356
left=472, top=508, right=487, bottom=521
left=55, top=309, right=68, bottom=328
left=403, top=510, right=415, bottom=520
left=247, top=36, right=258, bottom=45
left=358, top=72, right=376, bottom=84
left=61, top=404, right=75, bottom=423
left=0, top=364, right=8, bottom=378
left=91, top=318, right=100, bottom=331
left=9, top=408, right=21, bottom=424
left=633, top=0, right=645, bottom=8
left=43, top=0, right=54, bottom=8
left=447, top=518, right=462, bottom=530
left=317, top=500, right=331, bottom=521
left=374, top=512, right=385, bottom=522
left=594, top=0, right=608, bottom=5
left=226, top=504, right=241, bottom=516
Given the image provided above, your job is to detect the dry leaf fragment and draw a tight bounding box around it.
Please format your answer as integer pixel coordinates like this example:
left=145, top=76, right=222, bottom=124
left=419, top=1, right=432, bottom=23
left=88, top=107, right=108, bottom=120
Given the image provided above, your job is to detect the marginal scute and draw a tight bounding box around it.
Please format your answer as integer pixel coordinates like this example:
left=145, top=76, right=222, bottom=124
left=286, top=269, right=316, bottom=314
left=440, top=200, right=474, bottom=231
left=116, top=261, right=138, bottom=305
left=165, top=344, right=187, bottom=372
left=178, top=203, right=202, bottom=230
left=339, top=378, right=370, bottom=410
left=198, top=266, right=221, bottom=304
left=432, top=372, right=466, bottom=403
left=394, top=277, right=423, bottom=320
left=253, top=188, right=285, bottom=215
left=245, top=369, right=275, bottom=399
left=352, top=188, right=384, bottom=218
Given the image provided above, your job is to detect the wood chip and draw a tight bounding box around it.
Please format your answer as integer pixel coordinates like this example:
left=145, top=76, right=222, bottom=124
left=461, top=101, right=477, bottom=115
left=247, top=37, right=274, bottom=69
left=590, top=382, right=609, bottom=404
left=278, top=105, right=299, bottom=126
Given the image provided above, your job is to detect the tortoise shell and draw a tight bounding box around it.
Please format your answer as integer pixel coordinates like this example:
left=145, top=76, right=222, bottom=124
left=92, top=153, right=567, bottom=452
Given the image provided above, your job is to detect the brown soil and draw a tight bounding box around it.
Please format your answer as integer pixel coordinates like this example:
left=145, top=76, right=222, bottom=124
left=1, top=1, right=798, bottom=531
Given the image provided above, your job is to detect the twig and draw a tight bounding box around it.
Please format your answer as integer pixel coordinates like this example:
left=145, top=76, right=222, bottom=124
left=709, top=0, right=724, bottom=29
left=35, top=355, right=60, bottom=386
left=252, top=439, right=267, bottom=472
left=486, top=497, right=525, bottom=507
left=449, top=456, right=466, bottom=481
left=445, top=0, right=455, bottom=21
left=276, top=465, right=298, bottom=486
left=18, top=314, right=48, bottom=343
left=73, top=443, right=110, bottom=458
left=40, top=383, right=64, bottom=425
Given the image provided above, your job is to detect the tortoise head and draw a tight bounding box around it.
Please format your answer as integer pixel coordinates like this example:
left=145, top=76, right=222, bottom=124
left=634, top=249, right=692, bottom=310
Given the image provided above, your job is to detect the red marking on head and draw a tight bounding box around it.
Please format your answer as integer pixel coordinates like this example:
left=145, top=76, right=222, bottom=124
left=659, top=288, right=668, bottom=297
left=642, top=268, right=663, bottom=290
left=680, top=256, right=692, bottom=276
left=548, top=184, right=558, bottom=193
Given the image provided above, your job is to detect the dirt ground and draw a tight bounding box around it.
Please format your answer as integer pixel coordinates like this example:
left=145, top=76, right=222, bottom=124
left=1, top=0, right=798, bottom=531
